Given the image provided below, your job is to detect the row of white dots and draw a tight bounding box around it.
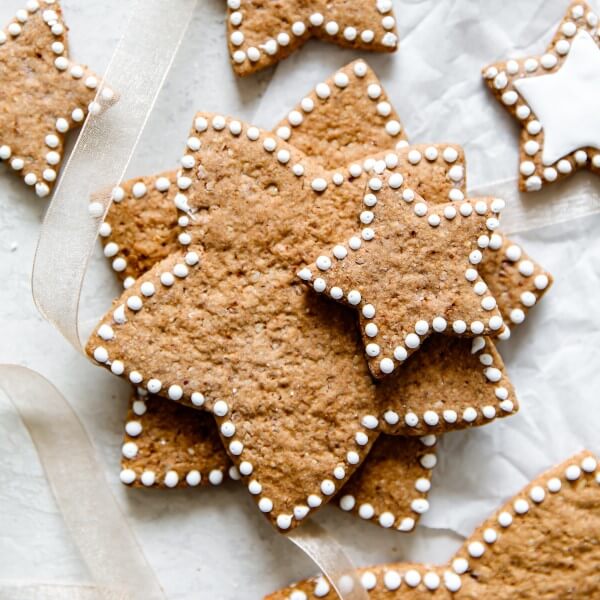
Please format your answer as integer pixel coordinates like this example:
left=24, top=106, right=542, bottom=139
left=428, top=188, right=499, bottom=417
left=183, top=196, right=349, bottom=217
left=228, top=1, right=397, bottom=65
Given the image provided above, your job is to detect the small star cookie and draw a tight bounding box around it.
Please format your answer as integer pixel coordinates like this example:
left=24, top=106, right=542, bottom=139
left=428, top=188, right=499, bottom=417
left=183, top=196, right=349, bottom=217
left=299, top=182, right=506, bottom=378
left=227, top=0, right=398, bottom=76
left=266, top=451, right=600, bottom=599
left=0, top=0, right=108, bottom=197
left=483, top=0, right=600, bottom=191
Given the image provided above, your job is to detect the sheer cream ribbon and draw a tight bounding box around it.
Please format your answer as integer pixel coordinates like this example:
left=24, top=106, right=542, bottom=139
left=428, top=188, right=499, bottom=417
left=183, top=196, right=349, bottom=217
left=0, top=365, right=165, bottom=600
left=9, top=0, right=366, bottom=597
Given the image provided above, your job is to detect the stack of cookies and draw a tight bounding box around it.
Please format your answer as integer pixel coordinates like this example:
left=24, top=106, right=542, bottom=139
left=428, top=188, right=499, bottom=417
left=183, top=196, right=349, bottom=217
left=88, top=60, right=553, bottom=535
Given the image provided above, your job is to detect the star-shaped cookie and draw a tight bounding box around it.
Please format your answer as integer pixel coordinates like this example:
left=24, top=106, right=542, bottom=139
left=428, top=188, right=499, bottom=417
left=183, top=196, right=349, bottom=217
left=299, top=182, right=506, bottom=378
left=0, top=0, right=106, bottom=197
left=483, top=0, right=600, bottom=191
left=226, top=0, right=398, bottom=76
left=120, top=389, right=437, bottom=532
left=267, top=451, right=600, bottom=599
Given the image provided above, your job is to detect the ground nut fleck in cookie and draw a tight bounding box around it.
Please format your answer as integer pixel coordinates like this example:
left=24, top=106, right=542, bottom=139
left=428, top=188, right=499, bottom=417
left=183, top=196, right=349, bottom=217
left=226, top=1, right=398, bottom=77
left=0, top=0, right=110, bottom=197
left=483, top=0, right=600, bottom=191
left=266, top=451, right=600, bottom=599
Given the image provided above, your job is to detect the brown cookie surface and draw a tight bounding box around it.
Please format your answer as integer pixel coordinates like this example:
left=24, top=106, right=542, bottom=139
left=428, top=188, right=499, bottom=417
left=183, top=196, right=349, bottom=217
left=87, top=119, right=516, bottom=531
left=0, top=0, right=102, bottom=197
left=266, top=452, right=600, bottom=599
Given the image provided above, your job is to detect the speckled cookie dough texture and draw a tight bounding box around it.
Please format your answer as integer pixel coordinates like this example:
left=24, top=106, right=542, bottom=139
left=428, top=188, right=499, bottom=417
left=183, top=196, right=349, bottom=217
left=0, top=0, right=107, bottom=197
left=226, top=1, right=398, bottom=76
left=86, top=116, right=518, bottom=532
left=92, top=62, right=552, bottom=532
left=483, top=0, right=600, bottom=191
left=266, top=451, right=600, bottom=599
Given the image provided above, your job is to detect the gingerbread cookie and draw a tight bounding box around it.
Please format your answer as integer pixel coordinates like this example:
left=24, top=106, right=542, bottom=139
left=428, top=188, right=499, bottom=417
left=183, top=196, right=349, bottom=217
left=226, top=1, right=398, bottom=77
left=267, top=451, right=600, bottom=598
left=299, top=182, right=506, bottom=379
left=95, top=64, right=549, bottom=529
left=87, top=116, right=519, bottom=532
left=483, top=0, right=600, bottom=191
left=0, top=0, right=108, bottom=197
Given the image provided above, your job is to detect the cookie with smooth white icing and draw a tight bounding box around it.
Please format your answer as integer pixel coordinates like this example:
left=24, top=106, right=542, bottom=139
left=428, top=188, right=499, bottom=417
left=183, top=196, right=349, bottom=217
left=226, top=1, right=398, bottom=77
left=0, top=0, right=109, bottom=197
left=266, top=451, right=600, bottom=599
left=483, top=0, right=600, bottom=191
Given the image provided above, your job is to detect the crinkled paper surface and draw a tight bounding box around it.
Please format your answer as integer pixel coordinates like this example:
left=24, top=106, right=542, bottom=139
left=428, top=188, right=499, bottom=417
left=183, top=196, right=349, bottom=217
left=0, top=0, right=599, bottom=598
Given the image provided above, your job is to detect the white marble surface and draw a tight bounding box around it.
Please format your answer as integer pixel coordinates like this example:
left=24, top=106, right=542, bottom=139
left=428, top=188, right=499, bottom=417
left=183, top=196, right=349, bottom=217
left=1, top=1, right=599, bottom=599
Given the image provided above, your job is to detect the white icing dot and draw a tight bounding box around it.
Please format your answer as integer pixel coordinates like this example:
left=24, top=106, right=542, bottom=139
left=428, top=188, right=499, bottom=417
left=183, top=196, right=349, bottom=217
left=423, top=572, right=440, bottom=590
left=383, top=570, right=401, bottom=590
left=358, top=503, right=374, bottom=519
left=566, top=464, right=582, bottom=480
left=404, top=570, right=421, bottom=588
left=514, top=498, right=529, bottom=514
left=452, top=558, right=469, bottom=574
left=468, top=541, right=485, bottom=557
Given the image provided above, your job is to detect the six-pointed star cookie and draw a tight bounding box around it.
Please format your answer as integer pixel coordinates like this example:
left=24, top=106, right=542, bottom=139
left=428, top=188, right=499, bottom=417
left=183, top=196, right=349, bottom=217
left=300, top=180, right=506, bottom=378
left=266, top=451, right=600, bottom=599
left=0, top=0, right=106, bottom=197
left=483, top=0, right=600, bottom=191
left=227, top=0, right=398, bottom=76
left=86, top=115, right=518, bottom=531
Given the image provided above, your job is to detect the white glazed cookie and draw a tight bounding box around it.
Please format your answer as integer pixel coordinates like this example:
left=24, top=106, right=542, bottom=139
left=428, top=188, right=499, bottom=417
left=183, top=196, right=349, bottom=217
left=226, top=1, right=398, bottom=76
left=483, top=0, right=600, bottom=191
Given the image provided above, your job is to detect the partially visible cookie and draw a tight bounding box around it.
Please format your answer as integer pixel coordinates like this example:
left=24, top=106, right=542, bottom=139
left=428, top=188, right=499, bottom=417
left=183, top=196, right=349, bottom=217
left=483, top=0, right=600, bottom=191
left=479, top=235, right=553, bottom=328
left=119, top=391, right=232, bottom=489
left=98, top=170, right=181, bottom=287
left=0, top=0, right=107, bottom=197
left=266, top=451, right=600, bottom=599
left=337, top=434, right=437, bottom=531
left=273, top=60, right=407, bottom=168
left=227, top=1, right=398, bottom=77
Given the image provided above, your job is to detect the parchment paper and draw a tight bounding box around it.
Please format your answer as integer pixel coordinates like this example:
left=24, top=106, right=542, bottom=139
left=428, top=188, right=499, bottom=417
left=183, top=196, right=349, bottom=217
left=0, top=0, right=599, bottom=598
